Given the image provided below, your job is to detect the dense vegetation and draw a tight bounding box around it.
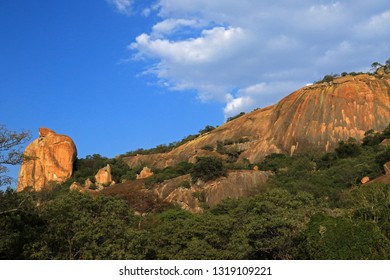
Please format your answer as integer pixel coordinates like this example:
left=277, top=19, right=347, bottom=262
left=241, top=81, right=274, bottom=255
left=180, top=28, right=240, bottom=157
left=1, top=125, right=390, bottom=260
left=64, top=154, right=137, bottom=187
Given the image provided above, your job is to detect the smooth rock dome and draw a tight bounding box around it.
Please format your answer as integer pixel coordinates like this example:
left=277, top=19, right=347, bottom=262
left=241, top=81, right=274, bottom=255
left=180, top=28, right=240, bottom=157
left=17, top=128, right=77, bottom=192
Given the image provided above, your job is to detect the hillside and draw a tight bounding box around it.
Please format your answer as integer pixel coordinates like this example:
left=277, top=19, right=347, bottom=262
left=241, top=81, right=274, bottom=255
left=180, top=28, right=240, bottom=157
left=14, top=69, right=390, bottom=212
left=124, top=72, right=390, bottom=169
left=4, top=67, right=390, bottom=260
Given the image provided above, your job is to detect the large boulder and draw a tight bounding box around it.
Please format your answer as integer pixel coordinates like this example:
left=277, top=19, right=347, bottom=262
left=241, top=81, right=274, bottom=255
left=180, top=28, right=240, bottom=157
left=136, top=166, right=154, bottom=179
left=17, top=128, right=77, bottom=191
left=95, top=164, right=113, bottom=186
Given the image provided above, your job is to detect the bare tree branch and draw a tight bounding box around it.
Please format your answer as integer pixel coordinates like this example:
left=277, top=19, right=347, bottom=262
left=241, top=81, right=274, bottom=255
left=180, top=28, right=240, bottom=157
left=0, top=124, right=31, bottom=187
left=0, top=198, right=26, bottom=215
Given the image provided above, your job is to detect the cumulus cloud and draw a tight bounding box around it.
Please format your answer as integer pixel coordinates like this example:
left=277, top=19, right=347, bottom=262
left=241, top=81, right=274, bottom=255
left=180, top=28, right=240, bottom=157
left=151, top=19, right=207, bottom=37
left=132, top=26, right=246, bottom=64
left=128, top=0, right=390, bottom=117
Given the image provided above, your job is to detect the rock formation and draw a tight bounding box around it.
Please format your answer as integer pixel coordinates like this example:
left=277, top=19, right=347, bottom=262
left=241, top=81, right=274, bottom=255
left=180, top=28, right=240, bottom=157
left=69, top=182, right=83, bottom=191
left=85, top=178, right=93, bottom=189
left=381, top=139, right=390, bottom=146
left=17, top=128, right=77, bottom=192
left=124, top=73, right=390, bottom=168
left=136, top=166, right=154, bottom=179
left=117, top=73, right=390, bottom=211
left=361, top=176, right=370, bottom=184
left=103, top=170, right=270, bottom=213
left=385, top=162, right=390, bottom=175
left=367, top=161, right=390, bottom=185
left=95, top=164, right=113, bottom=186
left=152, top=170, right=269, bottom=212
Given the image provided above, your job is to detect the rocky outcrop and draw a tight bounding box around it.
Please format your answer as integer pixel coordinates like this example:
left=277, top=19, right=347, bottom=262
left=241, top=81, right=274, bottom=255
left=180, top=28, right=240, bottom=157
left=361, top=176, right=370, bottom=184
left=124, top=73, right=390, bottom=168
left=101, top=170, right=269, bottom=213
left=367, top=161, right=390, bottom=185
left=381, top=139, right=390, bottom=146
left=95, top=164, right=113, bottom=186
left=136, top=166, right=154, bottom=179
left=385, top=162, right=390, bottom=175
left=17, top=128, right=77, bottom=192
left=69, top=182, right=83, bottom=191
left=85, top=178, right=93, bottom=189
left=151, top=170, right=270, bottom=212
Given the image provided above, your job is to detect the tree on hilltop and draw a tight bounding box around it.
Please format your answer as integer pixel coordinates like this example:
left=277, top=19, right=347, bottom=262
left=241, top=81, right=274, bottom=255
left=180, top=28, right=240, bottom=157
left=386, top=58, right=390, bottom=68
left=371, top=62, right=382, bottom=72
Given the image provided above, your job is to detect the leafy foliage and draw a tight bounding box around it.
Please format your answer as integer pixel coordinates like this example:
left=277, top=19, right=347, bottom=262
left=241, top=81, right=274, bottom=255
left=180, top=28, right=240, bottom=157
left=226, top=112, right=245, bottom=122
left=120, top=124, right=217, bottom=157
left=302, top=214, right=390, bottom=259
left=190, top=156, right=227, bottom=183
left=199, top=125, right=216, bottom=135
left=335, top=137, right=361, bottom=158
left=144, top=162, right=193, bottom=188
left=69, top=154, right=135, bottom=185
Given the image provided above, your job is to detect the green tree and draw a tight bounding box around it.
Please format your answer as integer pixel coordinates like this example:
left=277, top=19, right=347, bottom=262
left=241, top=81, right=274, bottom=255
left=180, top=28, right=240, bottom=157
left=147, top=209, right=235, bottom=259
left=226, top=112, right=245, bottom=123
left=335, top=137, right=360, bottom=158
left=225, top=189, right=316, bottom=259
left=190, top=156, right=227, bottom=183
left=259, top=153, right=292, bottom=172
left=302, top=214, right=390, bottom=259
left=371, top=62, right=382, bottom=72
left=0, top=188, right=43, bottom=259
left=25, top=191, right=142, bottom=259
left=348, top=182, right=390, bottom=223
left=386, top=58, right=390, bottom=69
left=199, top=125, right=215, bottom=134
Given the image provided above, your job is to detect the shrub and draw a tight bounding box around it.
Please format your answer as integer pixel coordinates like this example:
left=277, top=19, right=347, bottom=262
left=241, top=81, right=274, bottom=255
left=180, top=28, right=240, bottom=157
left=201, top=144, right=214, bottom=151
left=179, top=181, right=191, bottom=189
left=199, top=125, right=216, bottom=135
left=259, top=153, right=291, bottom=172
left=335, top=138, right=360, bottom=158
left=303, top=214, right=390, bottom=259
left=226, top=112, right=245, bottom=122
left=190, top=156, right=227, bottom=183
left=144, top=162, right=194, bottom=188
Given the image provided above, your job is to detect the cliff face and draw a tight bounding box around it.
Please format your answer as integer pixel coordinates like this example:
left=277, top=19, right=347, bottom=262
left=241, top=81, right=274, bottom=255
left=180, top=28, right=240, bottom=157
left=17, top=128, right=77, bottom=192
left=124, top=73, right=390, bottom=168
left=103, top=170, right=270, bottom=213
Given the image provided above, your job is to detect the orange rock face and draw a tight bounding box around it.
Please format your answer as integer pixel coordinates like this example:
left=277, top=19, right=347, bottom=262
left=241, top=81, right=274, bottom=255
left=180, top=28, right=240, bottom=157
left=136, top=166, right=154, bottom=179
left=95, top=164, right=113, bottom=185
left=361, top=176, right=370, bottom=184
left=17, top=128, right=77, bottom=192
left=124, top=73, right=390, bottom=168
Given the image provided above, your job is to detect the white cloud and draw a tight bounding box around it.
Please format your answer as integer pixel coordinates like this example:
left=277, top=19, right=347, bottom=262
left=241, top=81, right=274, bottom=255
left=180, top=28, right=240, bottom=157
left=224, top=96, right=254, bottom=117
left=152, top=19, right=206, bottom=37
left=107, top=0, right=133, bottom=15
left=132, top=26, right=245, bottom=63
left=128, top=0, right=390, bottom=117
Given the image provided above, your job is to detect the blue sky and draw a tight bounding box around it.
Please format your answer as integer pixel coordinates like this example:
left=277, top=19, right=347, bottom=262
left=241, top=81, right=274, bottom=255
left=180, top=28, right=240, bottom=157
left=1, top=0, right=390, bottom=187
